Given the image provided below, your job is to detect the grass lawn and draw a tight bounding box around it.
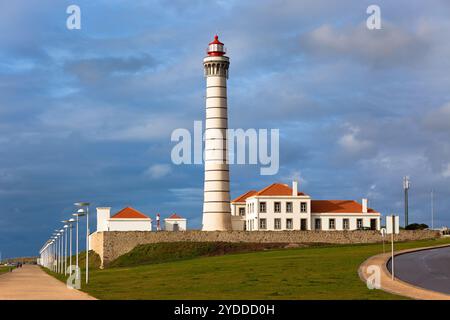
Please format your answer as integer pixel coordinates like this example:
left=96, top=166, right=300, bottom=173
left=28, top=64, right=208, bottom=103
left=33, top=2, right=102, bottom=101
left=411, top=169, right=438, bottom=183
left=0, top=266, right=14, bottom=275
left=44, top=237, right=450, bottom=300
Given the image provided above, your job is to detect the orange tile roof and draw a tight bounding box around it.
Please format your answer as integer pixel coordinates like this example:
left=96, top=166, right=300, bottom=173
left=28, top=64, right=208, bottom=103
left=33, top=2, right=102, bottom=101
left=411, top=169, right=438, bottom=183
left=167, top=213, right=184, bottom=219
left=255, top=183, right=305, bottom=196
left=311, top=200, right=379, bottom=214
left=110, top=207, right=150, bottom=219
left=231, top=190, right=257, bottom=203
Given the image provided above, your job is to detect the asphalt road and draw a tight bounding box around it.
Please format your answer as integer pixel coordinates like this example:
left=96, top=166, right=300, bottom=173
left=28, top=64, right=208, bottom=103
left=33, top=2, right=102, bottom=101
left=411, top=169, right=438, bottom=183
left=388, top=245, right=450, bottom=294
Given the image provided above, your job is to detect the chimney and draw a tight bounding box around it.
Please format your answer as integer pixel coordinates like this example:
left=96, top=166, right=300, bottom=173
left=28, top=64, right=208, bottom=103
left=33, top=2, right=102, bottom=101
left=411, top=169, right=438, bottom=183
left=96, top=207, right=111, bottom=232
left=292, top=180, right=298, bottom=196
left=362, top=199, right=368, bottom=213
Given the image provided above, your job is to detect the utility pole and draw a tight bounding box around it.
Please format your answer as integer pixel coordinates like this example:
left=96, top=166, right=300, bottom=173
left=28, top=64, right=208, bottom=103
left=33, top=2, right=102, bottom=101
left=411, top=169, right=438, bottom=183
left=403, top=176, right=410, bottom=228
left=431, top=189, right=434, bottom=230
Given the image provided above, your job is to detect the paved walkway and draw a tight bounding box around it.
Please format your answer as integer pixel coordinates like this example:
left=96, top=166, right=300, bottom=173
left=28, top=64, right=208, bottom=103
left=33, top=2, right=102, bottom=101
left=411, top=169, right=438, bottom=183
left=359, top=244, right=450, bottom=300
left=0, top=265, right=96, bottom=300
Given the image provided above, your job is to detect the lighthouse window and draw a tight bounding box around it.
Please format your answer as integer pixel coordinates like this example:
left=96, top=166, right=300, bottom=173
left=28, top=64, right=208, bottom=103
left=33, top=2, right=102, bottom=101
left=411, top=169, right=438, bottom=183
left=274, top=202, right=281, bottom=213
left=259, top=202, right=266, bottom=213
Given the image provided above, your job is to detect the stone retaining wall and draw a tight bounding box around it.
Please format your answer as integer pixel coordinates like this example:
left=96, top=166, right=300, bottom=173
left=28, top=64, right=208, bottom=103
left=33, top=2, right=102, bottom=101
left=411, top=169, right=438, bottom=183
left=89, top=230, right=440, bottom=267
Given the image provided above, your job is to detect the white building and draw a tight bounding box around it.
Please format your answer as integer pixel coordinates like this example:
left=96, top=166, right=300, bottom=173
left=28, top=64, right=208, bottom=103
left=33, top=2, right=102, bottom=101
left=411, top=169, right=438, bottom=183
left=231, top=181, right=381, bottom=231
left=96, top=207, right=152, bottom=232
left=164, top=214, right=187, bottom=231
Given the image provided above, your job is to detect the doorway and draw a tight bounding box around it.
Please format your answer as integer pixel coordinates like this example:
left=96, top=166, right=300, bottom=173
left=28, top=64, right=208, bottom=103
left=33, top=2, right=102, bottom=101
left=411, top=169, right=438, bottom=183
left=300, top=219, right=307, bottom=231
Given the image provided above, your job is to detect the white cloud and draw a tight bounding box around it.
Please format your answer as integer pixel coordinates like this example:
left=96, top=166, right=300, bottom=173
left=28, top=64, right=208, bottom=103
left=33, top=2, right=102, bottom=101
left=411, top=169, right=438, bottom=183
left=144, top=164, right=171, bottom=179
left=442, top=163, right=450, bottom=178
left=424, top=102, right=450, bottom=132
left=338, top=125, right=372, bottom=154
left=282, top=169, right=308, bottom=187
left=301, top=22, right=428, bottom=67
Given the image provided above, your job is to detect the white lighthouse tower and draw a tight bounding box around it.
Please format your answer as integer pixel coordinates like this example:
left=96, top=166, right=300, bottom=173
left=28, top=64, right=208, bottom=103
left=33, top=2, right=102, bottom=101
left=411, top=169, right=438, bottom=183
left=202, top=35, right=232, bottom=231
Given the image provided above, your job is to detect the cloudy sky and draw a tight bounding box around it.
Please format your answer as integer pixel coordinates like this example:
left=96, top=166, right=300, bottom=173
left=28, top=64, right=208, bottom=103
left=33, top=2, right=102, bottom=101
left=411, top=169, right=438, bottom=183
left=1, top=0, right=449, bottom=257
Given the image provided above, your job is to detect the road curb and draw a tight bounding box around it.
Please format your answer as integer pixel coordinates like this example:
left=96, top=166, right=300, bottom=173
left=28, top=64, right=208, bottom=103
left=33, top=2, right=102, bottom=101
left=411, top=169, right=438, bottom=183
left=358, top=243, right=450, bottom=300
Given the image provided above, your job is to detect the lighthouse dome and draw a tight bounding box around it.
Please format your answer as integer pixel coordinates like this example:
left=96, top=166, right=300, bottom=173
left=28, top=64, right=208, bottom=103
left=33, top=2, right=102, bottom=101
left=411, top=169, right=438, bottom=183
left=207, top=35, right=226, bottom=56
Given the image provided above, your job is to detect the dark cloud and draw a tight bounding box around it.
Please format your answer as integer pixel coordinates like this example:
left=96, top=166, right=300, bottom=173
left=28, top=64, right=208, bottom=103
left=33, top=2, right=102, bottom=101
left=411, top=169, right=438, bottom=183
left=65, top=54, right=156, bottom=84
left=0, top=0, right=450, bottom=257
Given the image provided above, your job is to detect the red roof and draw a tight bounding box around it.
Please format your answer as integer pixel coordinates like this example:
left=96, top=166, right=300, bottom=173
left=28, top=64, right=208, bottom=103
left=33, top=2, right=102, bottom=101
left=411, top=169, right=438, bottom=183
left=167, top=213, right=184, bottom=219
left=255, top=183, right=305, bottom=196
left=231, top=190, right=257, bottom=203
left=209, top=35, right=224, bottom=45
left=311, top=200, right=379, bottom=214
left=110, top=207, right=150, bottom=219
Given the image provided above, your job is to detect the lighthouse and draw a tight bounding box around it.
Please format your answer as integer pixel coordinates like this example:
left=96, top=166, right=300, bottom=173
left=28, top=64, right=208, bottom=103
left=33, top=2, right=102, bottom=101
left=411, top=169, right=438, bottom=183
left=202, top=35, right=232, bottom=231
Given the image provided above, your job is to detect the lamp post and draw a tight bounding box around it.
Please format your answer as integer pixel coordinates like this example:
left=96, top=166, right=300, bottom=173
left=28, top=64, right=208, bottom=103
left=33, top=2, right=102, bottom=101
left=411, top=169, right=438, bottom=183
left=75, top=202, right=90, bottom=284
left=59, top=229, right=64, bottom=274
left=53, top=232, right=60, bottom=273
left=63, top=224, right=69, bottom=275
left=72, top=209, right=86, bottom=281
left=68, top=218, right=75, bottom=274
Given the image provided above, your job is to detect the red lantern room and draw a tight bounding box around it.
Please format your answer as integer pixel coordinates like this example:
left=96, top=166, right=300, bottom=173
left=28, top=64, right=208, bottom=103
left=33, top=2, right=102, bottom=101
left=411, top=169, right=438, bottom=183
left=207, top=35, right=226, bottom=56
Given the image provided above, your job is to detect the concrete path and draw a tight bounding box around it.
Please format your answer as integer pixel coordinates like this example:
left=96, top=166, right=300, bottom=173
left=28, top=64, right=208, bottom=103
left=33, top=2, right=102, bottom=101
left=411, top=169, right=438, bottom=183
left=359, top=244, right=450, bottom=300
left=0, top=265, right=96, bottom=300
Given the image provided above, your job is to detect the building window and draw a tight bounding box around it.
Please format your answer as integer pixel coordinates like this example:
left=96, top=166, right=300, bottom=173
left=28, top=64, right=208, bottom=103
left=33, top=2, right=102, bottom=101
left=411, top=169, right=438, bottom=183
left=286, top=202, right=293, bottom=213
left=286, top=219, right=293, bottom=229
left=260, top=218, right=267, bottom=230
left=274, top=202, right=281, bottom=213
left=259, top=202, right=266, bottom=213
left=244, top=221, right=247, bottom=231
left=357, top=219, right=363, bottom=229
left=300, top=218, right=307, bottom=230
left=343, top=219, right=350, bottom=230
left=274, top=218, right=281, bottom=230
left=315, top=218, right=322, bottom=230
left=300, top=202, right=307, bottom=213
left=239, top=207, right=245, bottom=216
left=329, top=219, right=335, bottom=230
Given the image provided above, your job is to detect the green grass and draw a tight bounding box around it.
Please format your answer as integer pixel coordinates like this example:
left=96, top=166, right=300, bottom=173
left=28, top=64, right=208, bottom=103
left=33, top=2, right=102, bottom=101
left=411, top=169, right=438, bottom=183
left=108, top=242, right=291, bottom=268
left=0, top=266, right=14, bottom=275
left=45, top=237, right=450, bottom=300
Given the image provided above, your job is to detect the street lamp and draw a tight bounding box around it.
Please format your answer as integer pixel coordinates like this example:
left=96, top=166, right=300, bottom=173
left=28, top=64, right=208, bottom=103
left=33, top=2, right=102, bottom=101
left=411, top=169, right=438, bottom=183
left=59, top=229, right=64, bottom=274
left=53, top=232, right=60, bottom=273
left=67, top=218, right=75, bottom=274
left=63, top=224, right=69, bottom=275
left=75, top=202, right=90, bottom=284
left=73, top=209, right=86, bottom=281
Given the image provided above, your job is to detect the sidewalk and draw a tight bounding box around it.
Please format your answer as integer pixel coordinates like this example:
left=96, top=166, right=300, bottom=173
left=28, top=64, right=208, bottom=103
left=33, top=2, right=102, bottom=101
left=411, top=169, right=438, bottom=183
left=0, top=265, right=96, bottom=300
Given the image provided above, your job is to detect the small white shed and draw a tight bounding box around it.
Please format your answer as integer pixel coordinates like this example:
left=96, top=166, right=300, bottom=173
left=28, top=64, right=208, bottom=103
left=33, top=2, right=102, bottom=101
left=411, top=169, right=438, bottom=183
left=164, top=214, right=187, bottom=231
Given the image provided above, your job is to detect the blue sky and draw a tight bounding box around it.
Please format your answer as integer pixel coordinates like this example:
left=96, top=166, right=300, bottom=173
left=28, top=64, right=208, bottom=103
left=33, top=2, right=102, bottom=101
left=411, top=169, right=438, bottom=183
left=1, top=0, right=450, bottom=257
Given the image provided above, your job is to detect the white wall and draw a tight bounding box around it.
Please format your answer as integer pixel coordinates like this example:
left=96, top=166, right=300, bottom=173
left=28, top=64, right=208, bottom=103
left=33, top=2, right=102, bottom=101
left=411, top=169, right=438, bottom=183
left=311, top=214, right=381, bottom=231
left=96, top=207, right=111, bottom=232
left=108, top=219, right=152, bottom=231
left=231, top=216, right=245, bottom=230
left=245, top=196, right=312, bottom=231
left=165, top=219, right=187, bottom=231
